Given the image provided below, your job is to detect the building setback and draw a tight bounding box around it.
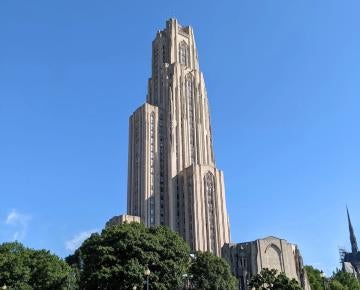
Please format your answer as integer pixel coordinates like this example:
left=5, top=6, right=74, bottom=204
left=127, top=19, right=230, bottom=256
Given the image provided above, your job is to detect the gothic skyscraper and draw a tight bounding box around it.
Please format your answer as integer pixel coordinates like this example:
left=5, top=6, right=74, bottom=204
left=127, top=19, right=230, bottom=255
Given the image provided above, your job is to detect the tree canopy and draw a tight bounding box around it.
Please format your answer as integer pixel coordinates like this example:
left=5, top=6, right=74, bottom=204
left=67, top=222, right=238, bottom=290
left=248, top=268, right=302, bottom=290
left=304, top=265, right=324, bottom=290
left=189, top=251, right=237, bottom=290
left=66, top=222, right=191, bottom=290
left=305, top=265, right=360, bottom=290
left=0, top=242, right=73, bottom=290
left=329, top=269, right=360, bottom=290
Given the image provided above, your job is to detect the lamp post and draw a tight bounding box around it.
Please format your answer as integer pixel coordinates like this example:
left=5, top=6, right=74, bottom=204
left=186, top=253, right=196, bottom=289
left=132, top=286, right=137, bottom=290
left=144, top=268, right=150, bottom=290
left=183, top=273, right=188, bottom=289
left=0, top=275, right=7, bottom=290
left=183, top=273, right=194, bottom=289
left=320, top=271, right=326, bottom=290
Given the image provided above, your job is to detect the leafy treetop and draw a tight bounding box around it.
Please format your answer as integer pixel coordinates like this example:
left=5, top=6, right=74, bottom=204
left=0, top=241, right=73, bottom=290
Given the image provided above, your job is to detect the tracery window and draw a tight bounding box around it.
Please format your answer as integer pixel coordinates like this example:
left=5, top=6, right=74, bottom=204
left=265, top=244, right=282, bottom=272
left=179, top=41, right=189, bottom=66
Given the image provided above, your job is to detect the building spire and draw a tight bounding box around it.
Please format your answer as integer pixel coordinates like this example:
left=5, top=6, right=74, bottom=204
left=347, top=206, right=359, bottom=254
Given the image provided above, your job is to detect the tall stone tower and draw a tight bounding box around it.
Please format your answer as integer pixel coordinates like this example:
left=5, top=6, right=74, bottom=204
left=127, top=19, right=230, bottom=256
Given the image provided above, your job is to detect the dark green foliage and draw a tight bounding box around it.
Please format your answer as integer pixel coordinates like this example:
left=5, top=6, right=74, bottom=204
left=305, top=265, right=360, bottom=290
left=248, top=268, right=302, bottom=290
left=67, top=222, right=191, bottom=290
left=272, top=272, right=303, bottom=290
left=304, top=265, right=325, bottom=290
left=329, top=269, right=360, bottom=290
left=249, top=268, right=278, bottom=289
left=328, top=279, right=347, bottom=290
left=0, top=242, right=74, bottom=290
left=67, top=223, right=238, bottom=290
left=189, top=251, right=237, bottom=290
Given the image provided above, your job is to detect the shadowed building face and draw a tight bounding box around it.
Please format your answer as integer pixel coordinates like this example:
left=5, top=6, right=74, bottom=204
left=342, top=208, right=360, bottom=278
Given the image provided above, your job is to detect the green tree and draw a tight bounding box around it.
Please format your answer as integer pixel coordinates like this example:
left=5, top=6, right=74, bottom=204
left=249, top=268, right=302, bottom=290
left=0, top=242, right=73, bottom=290
left=330, top=269, right=360, bottom=290
left=273, top=272, right=303, bottom=290
left=305, top=266, right=360, bottom=290
left=67, top=222, right=190, bottom=290
left=304, top=265, right=325, bottom=290
left=328, top=280, right=347, bottom=290
left=189, top=251, right=237, bottom=290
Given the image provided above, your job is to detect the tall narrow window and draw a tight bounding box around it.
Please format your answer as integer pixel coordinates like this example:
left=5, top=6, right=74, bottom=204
left=159, top=113, right=165, bottom=225
left=188, top=178, right=194, bottom=250
left=133, top=119, right=140, bottom=216
left=149, top=112, right=156, bottom=226
left=204, top=171, right=216, bottom=253
left=179, top=41, right=189, bottom=66
left=186, top=74, right=195, bottom=163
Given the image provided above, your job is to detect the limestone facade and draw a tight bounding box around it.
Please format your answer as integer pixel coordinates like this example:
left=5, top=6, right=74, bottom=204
left=222, top=237, right=311, bottom=290
left=127, top=19, right=230, bottom=256
left=105, top=214, right=141, bottom=228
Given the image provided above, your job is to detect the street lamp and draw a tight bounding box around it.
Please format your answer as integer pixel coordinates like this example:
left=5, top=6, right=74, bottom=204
left=182, top=273, right=193, bottom=289
left=183, top=273, right=188, bottom=289
left=320, top=271, right=326, bottom=290
left=132, top=286, right=137, bottom=290
left=1, top=285, right=7, bottom=290
left=144, top=268, right=150, bottom=290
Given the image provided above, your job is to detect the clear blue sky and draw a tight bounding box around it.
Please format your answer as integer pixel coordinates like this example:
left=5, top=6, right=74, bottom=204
left=1, top=0, right=359, bottom=275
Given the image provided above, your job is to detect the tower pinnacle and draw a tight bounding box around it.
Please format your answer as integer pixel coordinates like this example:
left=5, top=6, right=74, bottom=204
left=347, top=206, right=358, bottom=254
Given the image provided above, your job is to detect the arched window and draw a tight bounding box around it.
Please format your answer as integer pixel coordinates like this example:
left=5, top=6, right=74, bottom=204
left=204, top=171, right=216, bottom=252
left=179, top=41, right=189, bottom=65
left=265, top=244, right=283, bottom=272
